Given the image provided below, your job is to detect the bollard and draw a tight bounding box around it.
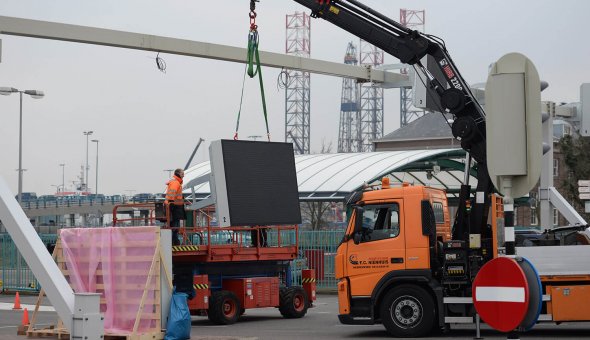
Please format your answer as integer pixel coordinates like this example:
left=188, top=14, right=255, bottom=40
left=301, top=269, right=316, bottom=306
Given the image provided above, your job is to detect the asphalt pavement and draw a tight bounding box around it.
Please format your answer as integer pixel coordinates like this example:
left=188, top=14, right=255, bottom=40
left=0, top=293, right=589, bottom=340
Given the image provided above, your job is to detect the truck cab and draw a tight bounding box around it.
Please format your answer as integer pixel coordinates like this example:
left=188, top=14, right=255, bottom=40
left=335, top=181, right=451, bottom=337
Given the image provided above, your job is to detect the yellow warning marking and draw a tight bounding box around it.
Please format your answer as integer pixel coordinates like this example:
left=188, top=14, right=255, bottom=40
left=173, top=245, right=199, bottom=252
left=329, top=6, right=340, bottom=15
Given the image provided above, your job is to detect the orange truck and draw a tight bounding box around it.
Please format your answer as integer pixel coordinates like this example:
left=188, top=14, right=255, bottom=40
left=281, top=0, right=590, bottom=337
left=335, top=180, right=590, bottom=337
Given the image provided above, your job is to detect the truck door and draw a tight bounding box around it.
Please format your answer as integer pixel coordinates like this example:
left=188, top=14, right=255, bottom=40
left=346, top=201, right=405, bottom=297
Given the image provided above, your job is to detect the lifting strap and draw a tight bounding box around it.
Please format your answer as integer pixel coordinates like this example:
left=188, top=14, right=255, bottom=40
left=234, top=6, right=270, bottom=142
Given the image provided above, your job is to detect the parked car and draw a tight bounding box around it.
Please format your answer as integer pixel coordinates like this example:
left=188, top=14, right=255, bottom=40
left=38, top=195, right=57, bottom=202
left=543, top=225, right=590, bottom=245
left=132, top=193, right=154, bottom=203
left=515, top=228, right=543, bottom=246
left=16, top=192, right=37, bottom=202
left=110, top=194, right=124, bottom=203
left=87, top=194, right=106, bottom=202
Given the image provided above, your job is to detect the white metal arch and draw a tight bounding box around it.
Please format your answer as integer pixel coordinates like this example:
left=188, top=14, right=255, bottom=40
left=183, top=148, right=473, bottom=201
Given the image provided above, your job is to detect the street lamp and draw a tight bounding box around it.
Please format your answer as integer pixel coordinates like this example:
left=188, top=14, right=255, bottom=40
left=163, top=169, right=174, bottom=178
left=59, top=163, right=66, bottom=193
left=91, top=139, right=99, bottom=195
left=125, top=189, right=136, bottom=202
left=83, top=131, right=94, bottom=192
left=0, top=87, right=45, bottom=203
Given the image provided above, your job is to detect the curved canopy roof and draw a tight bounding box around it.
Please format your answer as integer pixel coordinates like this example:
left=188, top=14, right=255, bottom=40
left=183, top=148, right=474, bottom=201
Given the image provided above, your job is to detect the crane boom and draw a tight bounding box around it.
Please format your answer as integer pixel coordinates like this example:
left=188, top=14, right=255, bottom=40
left=291, top=0, right=494, bottom=243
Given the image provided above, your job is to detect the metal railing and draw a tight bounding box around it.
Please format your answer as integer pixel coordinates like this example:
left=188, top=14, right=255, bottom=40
left=0, top=229, right=345, bottom=293
left=293, top=230, right=344, bottom=289
left=0, top=234, right=57, bottom=292
left=19, top=197, right=125, bottom=210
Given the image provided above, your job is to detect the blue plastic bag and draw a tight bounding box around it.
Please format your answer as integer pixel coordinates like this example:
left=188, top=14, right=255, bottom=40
left=164, top=292, right=191, bottom=340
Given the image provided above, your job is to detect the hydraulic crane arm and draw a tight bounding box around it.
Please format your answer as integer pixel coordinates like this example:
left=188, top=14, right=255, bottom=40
left=292, top=0, right=494, bottom=241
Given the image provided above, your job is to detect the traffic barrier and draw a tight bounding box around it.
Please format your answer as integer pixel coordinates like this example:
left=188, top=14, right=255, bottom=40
left=21, top=308, right=30, bottom=326
left=13, top=292, right=22, bottom=310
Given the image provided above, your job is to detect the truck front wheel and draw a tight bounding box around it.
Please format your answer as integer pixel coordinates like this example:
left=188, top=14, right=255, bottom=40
left=380, top=284, right=435, bottom=338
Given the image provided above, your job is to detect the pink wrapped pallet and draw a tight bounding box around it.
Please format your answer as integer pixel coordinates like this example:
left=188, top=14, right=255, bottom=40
left=59, top=226, right=162, bottom=335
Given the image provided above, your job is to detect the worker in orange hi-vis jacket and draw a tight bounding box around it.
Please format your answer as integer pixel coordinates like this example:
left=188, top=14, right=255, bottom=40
left=165, top=168, right=185, bottom=245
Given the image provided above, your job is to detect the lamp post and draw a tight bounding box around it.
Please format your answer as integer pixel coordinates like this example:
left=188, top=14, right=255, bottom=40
left=0, top=87, right=44, bottom=203
left=59, top=163, right=66, bottom=193
left=91, top=139, right=99, bottom=194
left=164, top=169, right=174, bottom=178
left=125, top=189, right=136, bottom=202
left=83, top=131, right=94, bottom=192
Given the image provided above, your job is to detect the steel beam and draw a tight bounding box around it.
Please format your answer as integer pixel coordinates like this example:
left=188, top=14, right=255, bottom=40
left=0, top=16, right=409, bottom=86
left=549, top=186, right=588, bottom=226
left=0, top=177, right=76, bottom=330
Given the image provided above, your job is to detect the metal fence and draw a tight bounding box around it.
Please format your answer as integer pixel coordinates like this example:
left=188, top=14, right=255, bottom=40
left=0, top=230, right=345, bottom=293
left=293, top=230, right=343, bottom=289
left=0, top=234, right=57, bottom=292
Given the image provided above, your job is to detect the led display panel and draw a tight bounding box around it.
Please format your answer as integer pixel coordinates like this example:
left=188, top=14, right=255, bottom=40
left=209, top=140, right=301, bottom=227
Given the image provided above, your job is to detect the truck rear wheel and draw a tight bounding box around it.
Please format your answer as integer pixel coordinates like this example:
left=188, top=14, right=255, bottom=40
left=279, top=286, right=309, bottom=318
left=380, top=285, right=435, bottom=338
left=208, top=291, right=240, bottom=325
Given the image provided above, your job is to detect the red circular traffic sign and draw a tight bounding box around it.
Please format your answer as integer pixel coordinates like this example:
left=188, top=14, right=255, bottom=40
left=472, top=257, right=530, bottom=332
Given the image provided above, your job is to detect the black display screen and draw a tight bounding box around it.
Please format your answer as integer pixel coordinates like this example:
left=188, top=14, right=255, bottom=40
left=221, top=140, right=301, bottom=226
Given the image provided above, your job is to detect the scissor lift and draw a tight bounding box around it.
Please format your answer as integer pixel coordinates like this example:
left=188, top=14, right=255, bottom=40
left=113, top=203, right=316, bottom=325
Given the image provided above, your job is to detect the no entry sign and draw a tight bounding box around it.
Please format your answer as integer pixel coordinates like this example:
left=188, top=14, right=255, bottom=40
left=472, top=257, right=530, bottom=332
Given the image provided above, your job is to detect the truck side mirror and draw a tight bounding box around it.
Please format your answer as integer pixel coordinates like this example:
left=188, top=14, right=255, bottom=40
left=353, top=233, right=362, bottom=245
left=421, top=200, right=436, bottom=237
left=349, top=206, right=364, bottom=245
left=353, top=206, right=364, bottom=234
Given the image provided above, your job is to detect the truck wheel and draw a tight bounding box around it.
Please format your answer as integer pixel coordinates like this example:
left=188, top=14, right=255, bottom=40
left=208, top=291, right=240, bottom=325
left=380, top=285, right=435, bottom=338
left=279, top=286, right=308, bottom=318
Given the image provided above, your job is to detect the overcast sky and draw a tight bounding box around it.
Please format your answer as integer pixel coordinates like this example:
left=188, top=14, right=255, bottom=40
left=0, top=0, right=589, bottom=196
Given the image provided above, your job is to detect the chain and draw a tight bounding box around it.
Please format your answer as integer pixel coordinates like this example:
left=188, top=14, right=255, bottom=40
left=250, top=0, right=259, bottom=31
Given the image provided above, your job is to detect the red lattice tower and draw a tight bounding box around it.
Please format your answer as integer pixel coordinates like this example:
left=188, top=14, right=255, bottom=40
left=285, top=12, right=311, bottom=154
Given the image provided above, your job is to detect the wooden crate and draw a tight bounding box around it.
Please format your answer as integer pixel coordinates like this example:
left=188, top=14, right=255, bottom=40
left=26, top=228, right=171, bottom=339
left=26, top=326, right=164, bottom=340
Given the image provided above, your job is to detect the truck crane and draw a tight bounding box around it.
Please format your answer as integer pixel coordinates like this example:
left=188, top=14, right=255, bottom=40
left=292, top=0, right=493, bottom=246
left=288, top=0, right=590, bottom=337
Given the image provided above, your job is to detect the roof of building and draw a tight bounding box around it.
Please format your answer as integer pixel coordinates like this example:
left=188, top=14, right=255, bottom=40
left=377, top=112, right=454, bottom=142
left=183, top=148, right=474, bottom=201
